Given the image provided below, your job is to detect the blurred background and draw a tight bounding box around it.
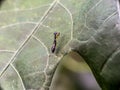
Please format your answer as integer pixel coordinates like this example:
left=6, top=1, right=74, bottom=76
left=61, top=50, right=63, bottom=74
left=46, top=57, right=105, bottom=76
left=50, top=51, right=101, bottom=90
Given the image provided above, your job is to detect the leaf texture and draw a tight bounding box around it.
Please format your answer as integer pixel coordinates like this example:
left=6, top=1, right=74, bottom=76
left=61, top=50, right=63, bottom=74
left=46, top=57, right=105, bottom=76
left=0, top=0, right=120, bottom=90
left=65, top=0, right=120, bottom=89
left=0, top=0, right=74, bottom=90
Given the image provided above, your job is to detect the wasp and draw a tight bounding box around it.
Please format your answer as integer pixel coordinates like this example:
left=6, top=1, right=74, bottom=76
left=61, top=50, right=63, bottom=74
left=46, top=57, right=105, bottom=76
left=51, top=32, right=60, bottom=53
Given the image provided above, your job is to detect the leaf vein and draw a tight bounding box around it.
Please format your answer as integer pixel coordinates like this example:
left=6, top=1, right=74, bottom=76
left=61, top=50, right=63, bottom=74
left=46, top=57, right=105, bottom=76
left=10, top=64, right=26, bottom=90
left=58, top=1, right=73, bottom=40
left=100, top=47, right=119, bottom=74
left=0, top=0, right=58, bottom=78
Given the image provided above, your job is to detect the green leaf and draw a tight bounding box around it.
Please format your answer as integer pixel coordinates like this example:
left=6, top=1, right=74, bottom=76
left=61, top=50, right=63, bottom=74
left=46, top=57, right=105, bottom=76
left=0, top=0, right=120, bottom=90
left=0, top=0, right=73, bottom=90
left=64, top=0, right=120, bottom=89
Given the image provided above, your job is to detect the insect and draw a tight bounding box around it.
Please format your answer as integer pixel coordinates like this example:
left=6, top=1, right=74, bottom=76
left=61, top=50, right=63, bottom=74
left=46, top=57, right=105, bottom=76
left=51, top=32, right=60, bottom=53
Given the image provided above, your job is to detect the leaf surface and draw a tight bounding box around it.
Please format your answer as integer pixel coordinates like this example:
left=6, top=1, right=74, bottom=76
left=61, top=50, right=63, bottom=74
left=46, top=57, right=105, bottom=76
left=0, top=0, right=120, bottom=90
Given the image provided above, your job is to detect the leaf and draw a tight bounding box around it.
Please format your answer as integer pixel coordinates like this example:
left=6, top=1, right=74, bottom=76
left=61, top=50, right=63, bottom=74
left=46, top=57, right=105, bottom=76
left=0, top=0, right=120, bottom=90
left=0, top=0, right=74, bottom=90
left=64, top=0, right=120, bottom=89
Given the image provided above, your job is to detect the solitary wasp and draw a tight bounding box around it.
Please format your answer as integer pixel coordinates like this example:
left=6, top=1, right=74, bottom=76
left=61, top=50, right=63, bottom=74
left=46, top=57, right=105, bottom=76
left=51, top=32, right=60, bottom=53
